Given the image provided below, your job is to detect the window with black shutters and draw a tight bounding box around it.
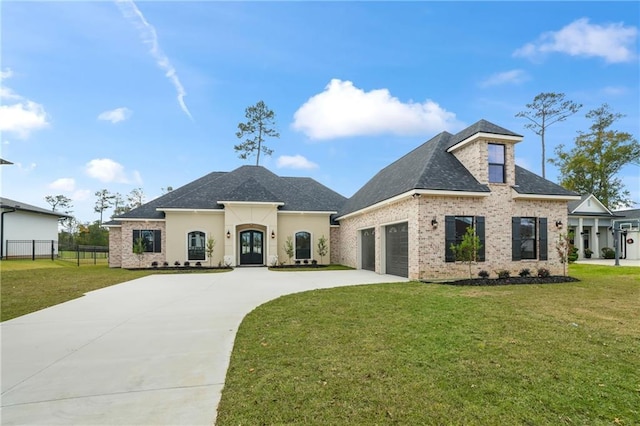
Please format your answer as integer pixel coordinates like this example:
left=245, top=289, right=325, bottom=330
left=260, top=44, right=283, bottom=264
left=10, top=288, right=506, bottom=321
left=511, top=217, right=547, bottom=260
left=445, top=216, right=485, bottom=262
left=132, top=230, right=162, bottom=253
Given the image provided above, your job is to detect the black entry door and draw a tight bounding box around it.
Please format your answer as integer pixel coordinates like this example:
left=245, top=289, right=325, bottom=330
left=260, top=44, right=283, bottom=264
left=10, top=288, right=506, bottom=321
left=240, top=230, right=264, bottom=265
left=361, top=228, right=375, bottom=271
left=385, top=223, right=408, bottom=278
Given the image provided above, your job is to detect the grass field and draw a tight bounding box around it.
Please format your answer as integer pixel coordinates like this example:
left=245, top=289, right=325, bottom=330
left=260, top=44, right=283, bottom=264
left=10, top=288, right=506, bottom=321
left=0, top=260, right=228, bottom=321
left=216, top=264, right=640, bottom=425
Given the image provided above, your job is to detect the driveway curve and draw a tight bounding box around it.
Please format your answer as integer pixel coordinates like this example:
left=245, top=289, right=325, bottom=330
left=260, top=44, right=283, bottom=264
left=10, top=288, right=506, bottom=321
left=1, top=268, right=408, bottom=425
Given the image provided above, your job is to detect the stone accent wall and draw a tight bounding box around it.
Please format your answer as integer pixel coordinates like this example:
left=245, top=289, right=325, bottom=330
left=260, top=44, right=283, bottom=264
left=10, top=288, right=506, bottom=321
left=118, top=221, right=167, bottom=268
left=108, top=227, right=122, bottom=268
left=338, top=187, right=568, bottom=280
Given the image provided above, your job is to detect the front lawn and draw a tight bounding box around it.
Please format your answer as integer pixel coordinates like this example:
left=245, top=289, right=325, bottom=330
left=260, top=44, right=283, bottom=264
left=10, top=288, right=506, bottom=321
left=0, top=260, right=228, bottom=321
left=217, top=265, right=639, bottom=425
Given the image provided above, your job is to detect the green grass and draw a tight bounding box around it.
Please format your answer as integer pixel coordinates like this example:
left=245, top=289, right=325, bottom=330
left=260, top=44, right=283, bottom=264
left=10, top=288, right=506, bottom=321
left=0, top=260, right=229, bottom=321
left=217, top=265, right=640, bottom=425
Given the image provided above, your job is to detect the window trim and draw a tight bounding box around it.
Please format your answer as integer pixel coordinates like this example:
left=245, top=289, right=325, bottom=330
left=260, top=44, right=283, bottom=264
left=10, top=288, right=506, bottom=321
left=294, top=230, right=312, bottom=260
left=445, top=216, right=485, bottom=263
left=512, top=217, right=547, bottom=261
left=187, top=230, right=206, bottom=261
left=488, top=143, right=506, bottom=183
left=132, top=229, right=162, bottom=253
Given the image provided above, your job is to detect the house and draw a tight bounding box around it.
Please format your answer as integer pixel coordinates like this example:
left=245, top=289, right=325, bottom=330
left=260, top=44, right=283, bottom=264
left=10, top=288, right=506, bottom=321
left=0, top=197, right=70, bottom=259
left=612, top=208, right=640, bottom=260
left=567, top=194, right=619, bottom=259
left=107, top=119, right=580, bottom=279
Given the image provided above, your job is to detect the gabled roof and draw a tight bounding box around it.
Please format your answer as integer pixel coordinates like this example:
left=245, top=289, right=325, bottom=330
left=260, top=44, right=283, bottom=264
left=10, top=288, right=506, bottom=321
left=338, top=130, right=491, bottom=217
left=115, top=166, right=346, bottom=220
left=568, top=194, right=616, bottom=217
left=0, top=197, right=72, bottom=218
left=447, top=119, right=522, bottom=149
left=512, top=167, right=578, bottom=197
left=614, top=208, right=640, bottom=220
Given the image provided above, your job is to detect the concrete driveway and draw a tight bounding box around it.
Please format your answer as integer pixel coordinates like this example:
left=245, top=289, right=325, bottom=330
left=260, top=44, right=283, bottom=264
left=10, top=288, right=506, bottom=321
left=1, top=268, right=408, bottom=425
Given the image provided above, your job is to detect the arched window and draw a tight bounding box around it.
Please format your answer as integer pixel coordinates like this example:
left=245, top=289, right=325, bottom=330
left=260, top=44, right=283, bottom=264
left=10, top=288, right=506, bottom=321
left=188, top=231, right=206, bottom=260
left=295, top=231, right=311, bottom=260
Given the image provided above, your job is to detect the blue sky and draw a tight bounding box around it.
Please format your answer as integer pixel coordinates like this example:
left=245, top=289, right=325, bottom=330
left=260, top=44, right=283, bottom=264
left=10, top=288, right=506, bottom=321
left=1, top=1, right=639, bottom=223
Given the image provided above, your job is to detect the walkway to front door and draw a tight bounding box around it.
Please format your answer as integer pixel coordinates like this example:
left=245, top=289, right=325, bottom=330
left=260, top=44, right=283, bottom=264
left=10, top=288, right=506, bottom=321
left=239, top=230, right=263, bottom=265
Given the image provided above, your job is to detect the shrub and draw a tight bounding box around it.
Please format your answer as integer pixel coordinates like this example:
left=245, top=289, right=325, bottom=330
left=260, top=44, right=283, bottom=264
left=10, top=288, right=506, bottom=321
left=568, top=246, right=579, bottom=262
left=537, top=268, right=550, bottom=278
left=497, top=270, right=510, bottom=279
left=518, top=268, right=531, bottom=277
left=184, top=261, right=190, bottom=267
left=163, top=261, right=169, bottom=267
left=151, top=261, right=159, bottom=268
left=174, top=261, right=181, bottom=266
left=478, top=270, right=490, bottom=279
left=311, top=259, right=318, bottom=265
left=601, top=247, right=615, bottom=259
left=295, top=260, right=301, bottom=265
left=195, top=262, right=202, bottom=267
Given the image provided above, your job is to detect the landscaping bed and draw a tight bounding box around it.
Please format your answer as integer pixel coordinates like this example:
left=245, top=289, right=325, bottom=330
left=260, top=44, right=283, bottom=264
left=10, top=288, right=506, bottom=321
left=435, top=275, right=581, bottom=286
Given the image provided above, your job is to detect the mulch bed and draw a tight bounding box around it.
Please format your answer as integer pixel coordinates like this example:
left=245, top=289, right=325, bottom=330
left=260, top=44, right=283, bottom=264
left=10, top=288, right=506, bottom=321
left=429, top=276, right=581, bottom=286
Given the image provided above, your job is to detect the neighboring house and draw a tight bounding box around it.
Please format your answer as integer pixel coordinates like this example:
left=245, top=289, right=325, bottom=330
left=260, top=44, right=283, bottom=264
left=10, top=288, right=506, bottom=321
left=612, top=208, right=640, bottom=260
left=567, top=194, right=619, bottom=259
left=107, top=119, right=580, bottom=279
left=0, top=197, right=70, bottom=259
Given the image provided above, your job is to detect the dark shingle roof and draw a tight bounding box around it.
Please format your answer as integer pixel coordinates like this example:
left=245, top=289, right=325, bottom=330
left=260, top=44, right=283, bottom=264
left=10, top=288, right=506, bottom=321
left=615, top=208, right=640, bottom=220
left=513, top=167, right=578, bottom=197
left=0, top=197, right=72, bottom=218
left=338, top=130, right=491, bottom=217
left=448, top=119, right=522, bottom=147
left=115, top=166, right=346, bottom=220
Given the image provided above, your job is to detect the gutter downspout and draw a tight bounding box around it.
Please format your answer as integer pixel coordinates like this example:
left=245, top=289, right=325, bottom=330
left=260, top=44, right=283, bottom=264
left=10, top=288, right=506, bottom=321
left=1, top=207, right=17, bottom=259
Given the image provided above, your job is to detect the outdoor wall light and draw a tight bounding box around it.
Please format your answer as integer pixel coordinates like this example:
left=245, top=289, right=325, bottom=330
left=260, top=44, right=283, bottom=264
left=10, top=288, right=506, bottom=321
left=555, top=220, right=563, bottom=229
left=226, top=230, right=231, bottom=239
left=431, top=217, right=438, bottom=229
left=271, top=230, right=276, bottom=239
left=596, top=232, right=600, bottom=236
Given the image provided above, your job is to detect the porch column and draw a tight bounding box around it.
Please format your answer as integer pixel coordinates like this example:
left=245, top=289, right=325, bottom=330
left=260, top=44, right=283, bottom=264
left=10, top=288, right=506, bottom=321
left=593, top=218, right=600, bottom=258
left=577, top=218, right=584, bottom=259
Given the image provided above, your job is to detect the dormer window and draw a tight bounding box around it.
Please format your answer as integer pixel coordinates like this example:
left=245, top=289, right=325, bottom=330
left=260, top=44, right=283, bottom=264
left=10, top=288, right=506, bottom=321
left=488, top=143, right=505, bottom=183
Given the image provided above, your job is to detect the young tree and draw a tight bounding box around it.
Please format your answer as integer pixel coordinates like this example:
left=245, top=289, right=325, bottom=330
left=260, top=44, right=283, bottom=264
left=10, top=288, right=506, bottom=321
left=234, top=100, right=279, bottom=166
left=133, top=237, right=146, bottom=267
left=94, top=189, right=115, bottom=225
left=515, top=92, right=582, bottom=178
left=449, top=226, right=482, bottom=279
left=555, top=232, right=572, bottom=277
left=206, top=237, right=216, bottom=267
left=317, top=235, right=328, bottom=264
left=284, top=236, right=294, bottom=265
left=550, top=104, right=640, bottom=208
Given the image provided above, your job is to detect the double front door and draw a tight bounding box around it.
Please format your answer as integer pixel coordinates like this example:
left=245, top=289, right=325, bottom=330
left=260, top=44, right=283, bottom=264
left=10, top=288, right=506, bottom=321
left=240, top=230, right=264, bottom=265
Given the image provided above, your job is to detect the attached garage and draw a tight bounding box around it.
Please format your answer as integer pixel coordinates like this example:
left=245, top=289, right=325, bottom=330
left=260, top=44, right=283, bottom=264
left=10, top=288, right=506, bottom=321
left=385, top=222, right=408, bottom=277
left=361, top=228, right=375, bottom=271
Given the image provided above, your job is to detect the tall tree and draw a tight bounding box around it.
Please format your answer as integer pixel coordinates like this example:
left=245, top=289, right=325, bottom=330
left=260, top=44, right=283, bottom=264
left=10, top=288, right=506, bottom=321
left=234, top=100, right=279, bottom=166
left=550, top=104, right=640, bottom=208
left=44, top=195, right=72, bottom=212
left=111, top=192, right=130, bottom=217
left=127, top=187, right=145, bottom=209
left=516, top=92, right=582, bottom=178
left=94, top=189, right=115, bottom=225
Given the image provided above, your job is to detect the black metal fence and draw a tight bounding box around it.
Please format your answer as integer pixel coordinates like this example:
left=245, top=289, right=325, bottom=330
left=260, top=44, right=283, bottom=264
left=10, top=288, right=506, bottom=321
left=3, top=240, right=109, bottom=265
left=4, top=240, right=57, bottom=260
left=59, top=245, right=109, bottom=266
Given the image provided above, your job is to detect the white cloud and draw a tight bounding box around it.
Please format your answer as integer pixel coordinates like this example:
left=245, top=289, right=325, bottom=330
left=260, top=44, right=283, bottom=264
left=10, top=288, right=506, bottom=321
left=116, top=0, right=193, bottom=120
left=601, top=86, right=627, bottom=96
left=72, top=189, right=92, bottom=201
left=292, top=79, right=463, bottom=140
left=15, top=162, right=37, bottom=173
left=98, top=107, right=132, bottom=123
left=0, top=69, right=50, bottom=139
left=480, top=69, right=530, bottom=88
left=277, top=155, right=318, bottom=170
left=514, top=18, right=638, bottom=63
left=49, top=178, right=76, bottom=192
left=85, top=158, right=137, bottom=183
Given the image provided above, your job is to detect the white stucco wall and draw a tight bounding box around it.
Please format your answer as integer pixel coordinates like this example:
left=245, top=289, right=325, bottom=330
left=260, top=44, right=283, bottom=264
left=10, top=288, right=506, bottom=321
left=2, top=209, right=60, bottom=257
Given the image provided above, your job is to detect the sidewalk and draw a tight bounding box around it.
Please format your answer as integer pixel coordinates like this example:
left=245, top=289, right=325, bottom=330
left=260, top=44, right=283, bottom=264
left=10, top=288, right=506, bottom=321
left=574, top=258, right=640, bottom=267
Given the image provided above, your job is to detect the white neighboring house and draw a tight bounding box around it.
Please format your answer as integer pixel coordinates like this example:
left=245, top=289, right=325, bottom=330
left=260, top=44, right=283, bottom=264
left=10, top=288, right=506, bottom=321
left=0, top=197, right=71, bottom=259
left=613, top=208, right=640, bottom=261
